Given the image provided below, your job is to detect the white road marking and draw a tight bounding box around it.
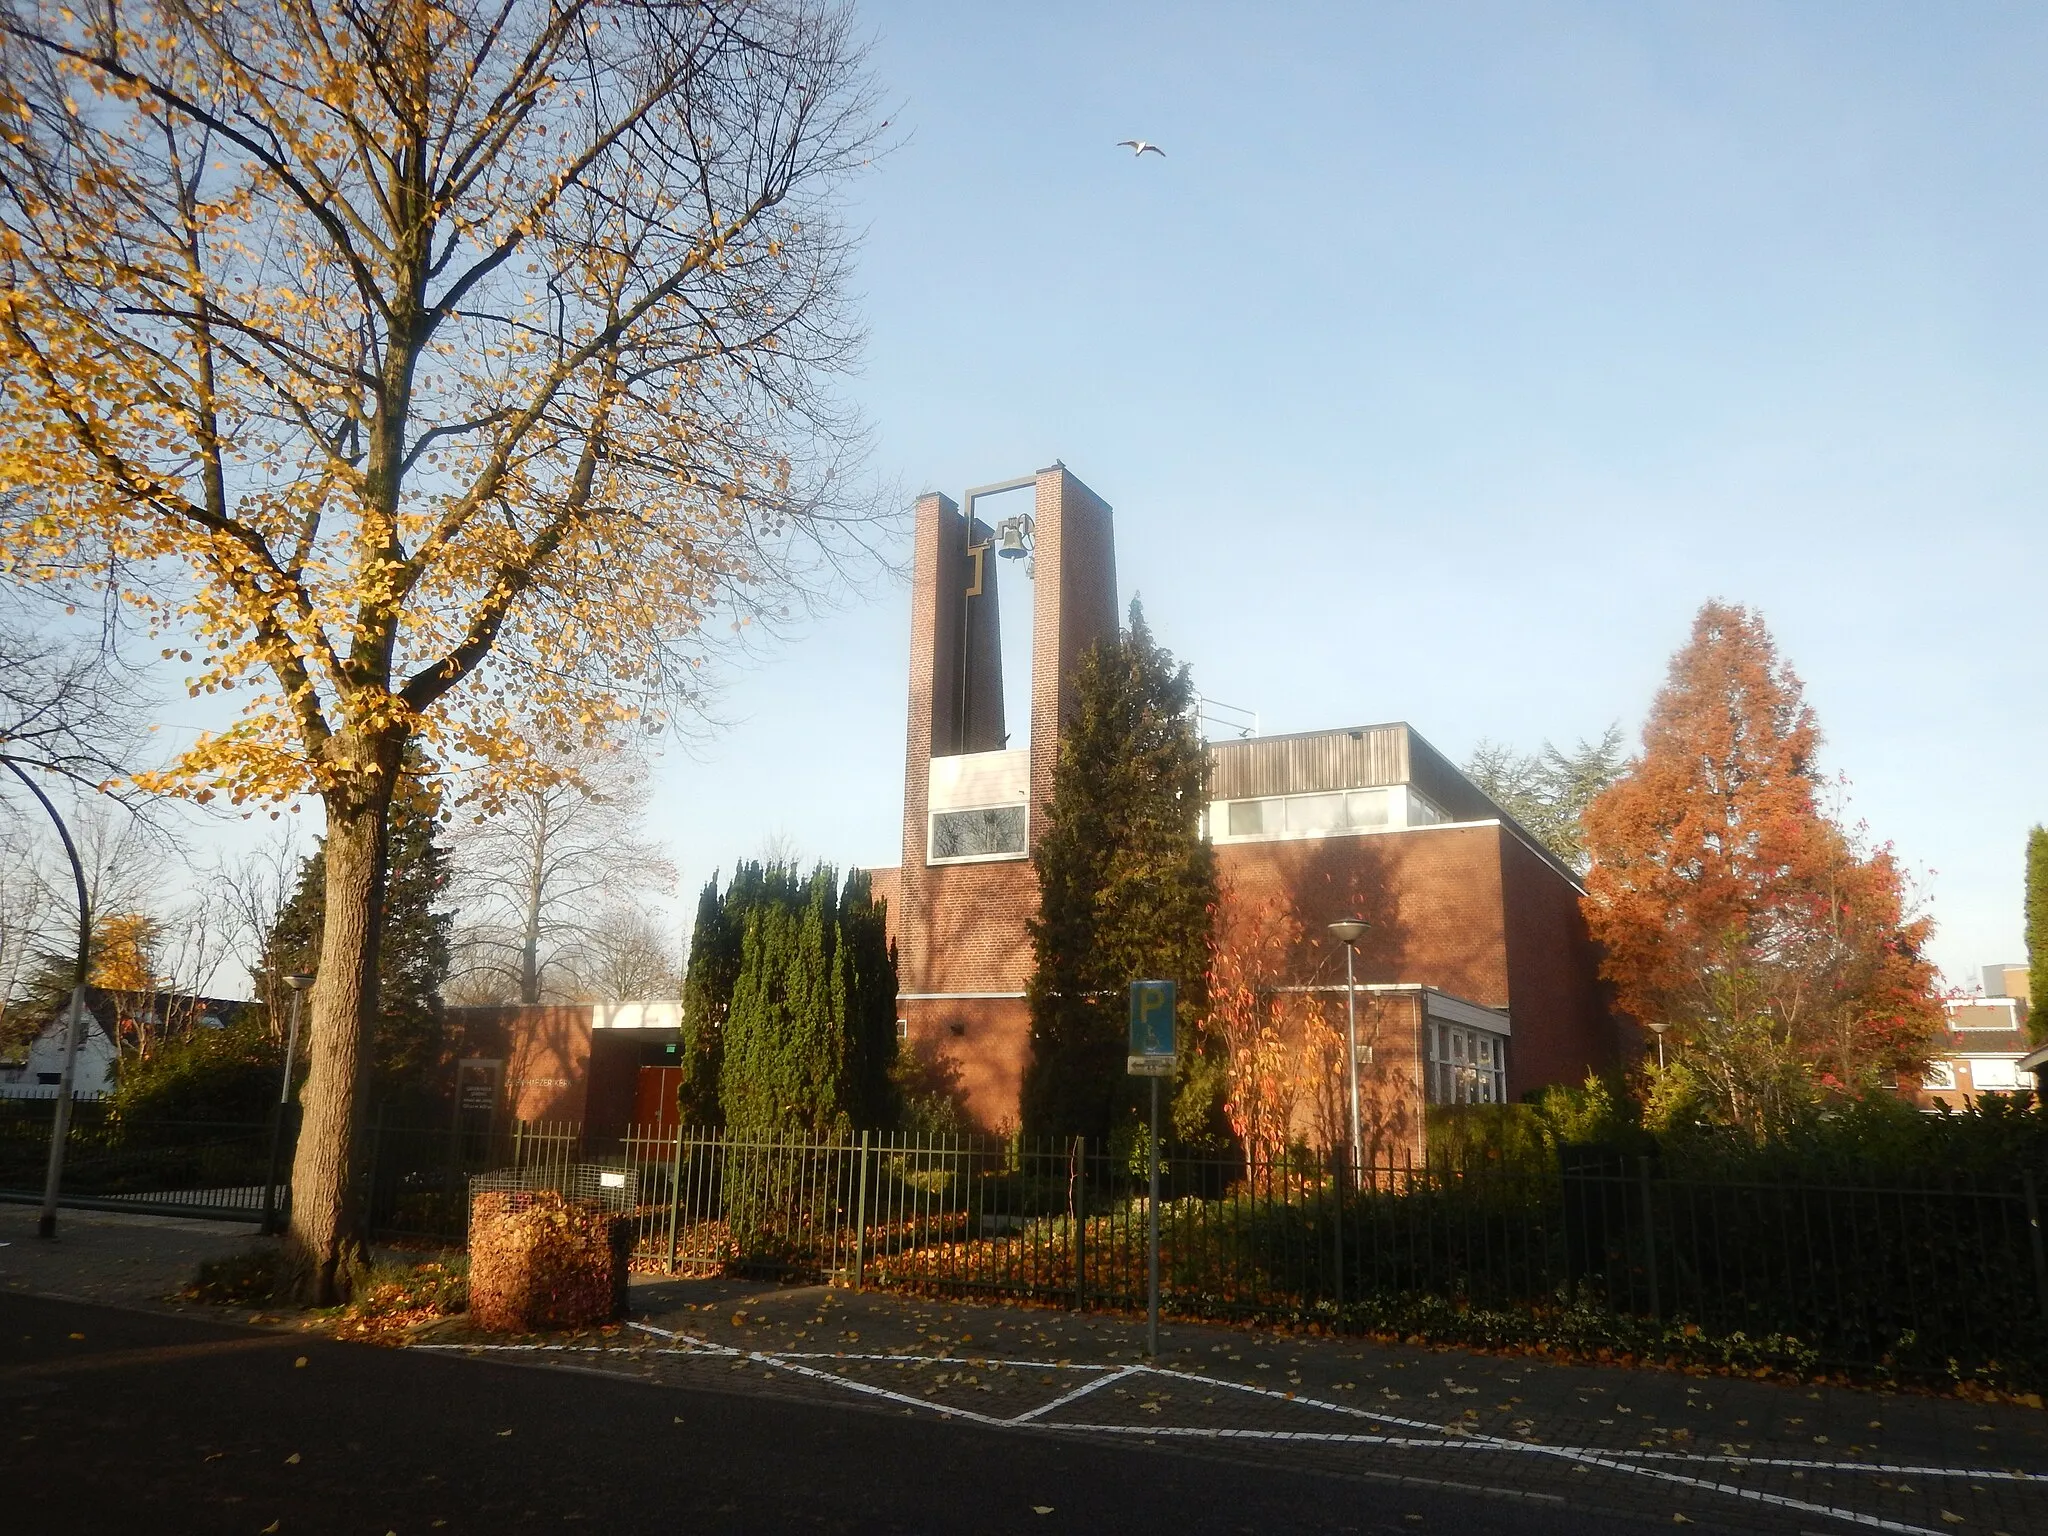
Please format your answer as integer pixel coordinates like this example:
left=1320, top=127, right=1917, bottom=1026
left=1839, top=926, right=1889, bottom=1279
left=437, top=1331, right=2039, bottom=1536
left=1009, top=1364, right=1141, bottom=1423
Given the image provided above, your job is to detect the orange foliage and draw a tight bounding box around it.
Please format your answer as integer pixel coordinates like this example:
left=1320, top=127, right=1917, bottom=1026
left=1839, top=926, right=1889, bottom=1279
left=88, top=912, right=161, bottom=992
left=1205, top=884, right=1416, bottom=1164
left=467, top=1190, right=626, bottom=1333
left=1582, top=603, right=1940, bottom=1121
left=1205, top=886, right=1326, bottom=1164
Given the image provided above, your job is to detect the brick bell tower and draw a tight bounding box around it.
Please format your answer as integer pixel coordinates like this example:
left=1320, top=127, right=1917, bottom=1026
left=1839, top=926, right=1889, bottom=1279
left=894, top=464, right=1117, bottom=1129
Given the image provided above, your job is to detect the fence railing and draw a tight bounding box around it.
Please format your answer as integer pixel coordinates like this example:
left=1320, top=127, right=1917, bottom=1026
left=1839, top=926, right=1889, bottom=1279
left=8, top=1106, right=2045, bottom=1382
left=0, top=1104, right=583, bottom=1233
left=0, top=1104, right=272, bottom=1218
left=579, top=1127, right=2048, bottom=1382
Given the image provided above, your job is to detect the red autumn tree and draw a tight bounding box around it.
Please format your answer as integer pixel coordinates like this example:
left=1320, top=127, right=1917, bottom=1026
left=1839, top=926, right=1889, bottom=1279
left=1582, top=602, right=1940, bottom=1134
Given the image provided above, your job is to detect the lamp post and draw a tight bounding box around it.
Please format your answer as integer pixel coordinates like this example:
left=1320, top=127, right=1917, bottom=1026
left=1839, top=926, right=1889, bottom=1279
left=260, top=972, right=316, bottom=1236
left=1648, top=1020, right=1670, bottom=1072
left=2, top=757, right=92, bottom=1241
left=1327, top=919, right=1370, bottom=1186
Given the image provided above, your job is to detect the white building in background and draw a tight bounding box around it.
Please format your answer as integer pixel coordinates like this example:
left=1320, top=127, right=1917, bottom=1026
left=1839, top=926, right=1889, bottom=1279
left=0, top=991, right=242, bottom=1099
left=0, top=1006, right=119, bottom=1098
left=1920, top=963, right=2034, bottom=1108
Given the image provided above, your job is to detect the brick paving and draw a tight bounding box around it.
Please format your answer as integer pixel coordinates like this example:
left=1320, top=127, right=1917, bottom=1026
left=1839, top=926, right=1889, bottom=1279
left=547, top=1276, right=2048, bottom=1536
left=0, top=1201, right=265, bottom=1311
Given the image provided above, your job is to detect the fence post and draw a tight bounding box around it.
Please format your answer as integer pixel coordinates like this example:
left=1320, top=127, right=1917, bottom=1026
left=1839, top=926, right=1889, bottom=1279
left=1331, top=1144, right=1345, bottom=1317
left=2025, top=1170, right=2048, bottom=1320
left=1638, top=1155, right=1661, bottom=1321
left=665, top=1123, right=685, bottom=1276
left=852, top=1129, right=871, bottom=1291
left=363, top=1106, right=382, bottom=1236
left=1072, top=1135, right=1088, bottom=1311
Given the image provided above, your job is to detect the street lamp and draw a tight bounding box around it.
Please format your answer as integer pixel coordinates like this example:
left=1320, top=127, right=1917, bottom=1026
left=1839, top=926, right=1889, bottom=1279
left=260, top=972, right=316, bottom=1236
left=2, top=757, right=92, bottom=1241
left=1327, top=919, right=1370, bottom=1186
left=1647, top=1020, right=1670, bottom=1071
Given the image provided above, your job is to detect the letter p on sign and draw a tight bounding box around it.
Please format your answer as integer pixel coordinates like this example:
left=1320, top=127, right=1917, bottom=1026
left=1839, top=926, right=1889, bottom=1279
left=1128, top=980, right=1177, bottom=1075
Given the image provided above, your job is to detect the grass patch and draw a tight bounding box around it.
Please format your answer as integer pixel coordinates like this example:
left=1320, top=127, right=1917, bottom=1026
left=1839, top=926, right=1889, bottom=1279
left=179, top=1244, right=284, bottom=1306
left=178, top=1245, right=468, bottom=1343
left=325, top=1256, right=468, bottom=1340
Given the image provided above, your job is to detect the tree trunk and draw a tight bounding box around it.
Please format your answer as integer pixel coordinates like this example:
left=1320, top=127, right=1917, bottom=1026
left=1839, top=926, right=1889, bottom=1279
left=283, top=769, right=396, bottom=1304
left=519, top=827, right=544, bottom=1004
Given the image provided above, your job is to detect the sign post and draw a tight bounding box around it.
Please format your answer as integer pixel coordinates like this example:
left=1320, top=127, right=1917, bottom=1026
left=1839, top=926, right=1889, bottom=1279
left=1128, top=980, right=1177, bottom=1358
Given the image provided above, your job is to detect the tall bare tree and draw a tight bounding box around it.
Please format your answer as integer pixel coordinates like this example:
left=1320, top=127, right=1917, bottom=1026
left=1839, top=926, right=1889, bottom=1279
left=570, top=899, right=683, bottom=1000
left=448, top=747, right=674, bottom=1003
left=0, top=0, right=887, bottom=1299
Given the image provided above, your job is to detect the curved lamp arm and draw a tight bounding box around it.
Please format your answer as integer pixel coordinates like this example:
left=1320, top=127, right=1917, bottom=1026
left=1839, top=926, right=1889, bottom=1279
left=2, top=753, right=95, bottom=1239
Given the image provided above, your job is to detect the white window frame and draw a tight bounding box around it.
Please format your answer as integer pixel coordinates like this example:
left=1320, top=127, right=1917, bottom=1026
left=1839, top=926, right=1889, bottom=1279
left=1209, top=785, right=1468, bottom=845
left=1427, top=1020, right=1509, bottom=1106
left=927, top=803, right=1029, bottom=864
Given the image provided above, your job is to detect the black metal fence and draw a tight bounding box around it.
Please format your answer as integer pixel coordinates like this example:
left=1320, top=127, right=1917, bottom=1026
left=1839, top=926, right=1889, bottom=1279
left=590, top=1127, right=2048, bottom=1383
left=9, top=1103, right=2046, bottom=1382
left=0, top=1100, right=580, bottom=1235
left=0, top=1099, right=274, bottom=1219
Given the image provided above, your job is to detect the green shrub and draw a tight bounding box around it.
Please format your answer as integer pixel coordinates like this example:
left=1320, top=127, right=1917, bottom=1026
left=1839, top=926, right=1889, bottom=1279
left=1659, top=1091, right=2048, bottom=1181
left=113, top=1016, right=282, bottom=1130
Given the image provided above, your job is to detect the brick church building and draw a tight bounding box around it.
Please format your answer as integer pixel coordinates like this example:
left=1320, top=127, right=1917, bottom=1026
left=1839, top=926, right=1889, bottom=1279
left=457, top=463, right=1625, bottom=1147
left=866, top=464, right=1625, bottom=1146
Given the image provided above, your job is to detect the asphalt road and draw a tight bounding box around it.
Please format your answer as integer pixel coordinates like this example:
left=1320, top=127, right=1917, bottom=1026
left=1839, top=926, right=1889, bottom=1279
left=1, top=1293, right=1680, bottom=1536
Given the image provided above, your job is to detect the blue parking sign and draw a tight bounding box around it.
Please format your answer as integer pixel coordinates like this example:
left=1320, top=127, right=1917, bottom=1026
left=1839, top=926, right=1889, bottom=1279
left=1128, top=979, right=1177, bottom=1074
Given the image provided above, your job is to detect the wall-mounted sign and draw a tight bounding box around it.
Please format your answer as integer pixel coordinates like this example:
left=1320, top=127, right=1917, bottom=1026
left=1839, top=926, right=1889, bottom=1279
left=456, top=1058, right=503, bottom=1114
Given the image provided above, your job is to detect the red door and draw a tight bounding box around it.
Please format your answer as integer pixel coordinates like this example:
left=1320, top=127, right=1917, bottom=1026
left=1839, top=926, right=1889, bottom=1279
left=632, top=1066, right=684, bottom=1130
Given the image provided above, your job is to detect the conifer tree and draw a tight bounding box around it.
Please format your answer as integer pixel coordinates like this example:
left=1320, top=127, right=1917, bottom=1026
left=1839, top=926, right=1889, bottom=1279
left=698, top=860, right=896, bottom=1135
left=683, top=861, right=793, bottom=1126
left=1022, top=602, right=1216, bottom=1141
left=677, top=876, right=731, bottom=1126
left=720, top=872, right=840, bottom=1137
left=2026, top=826, right=2048, bottom=1046
left=834, top=869, right=900, bottom=1131
left=1582, top=602, right=1940, bottom=1134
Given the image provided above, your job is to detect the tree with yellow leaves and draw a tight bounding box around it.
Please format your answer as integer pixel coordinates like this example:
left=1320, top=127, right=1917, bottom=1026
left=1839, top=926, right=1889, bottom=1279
left=0, top=0, right=886, bottom=1300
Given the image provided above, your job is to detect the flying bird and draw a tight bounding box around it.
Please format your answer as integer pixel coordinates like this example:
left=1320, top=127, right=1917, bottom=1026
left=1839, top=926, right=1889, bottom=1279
left=1117, top=139, right=1165, bottom=158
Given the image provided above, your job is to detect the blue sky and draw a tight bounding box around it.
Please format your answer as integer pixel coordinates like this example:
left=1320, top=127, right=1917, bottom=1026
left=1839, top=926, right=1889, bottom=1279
left=638, top=0, right=2047, bottom=986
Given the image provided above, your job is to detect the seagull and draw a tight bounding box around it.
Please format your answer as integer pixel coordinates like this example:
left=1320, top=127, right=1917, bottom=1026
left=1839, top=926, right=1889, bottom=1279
left=1117, top=139, right=1165, bottom=158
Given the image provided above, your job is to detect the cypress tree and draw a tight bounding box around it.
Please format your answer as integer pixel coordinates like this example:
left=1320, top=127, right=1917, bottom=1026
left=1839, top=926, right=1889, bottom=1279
left=720, top=903, right=793, bottom=1136
left=1021, top=601, right=1216, bottom=1142
left=679, top=874, right=735, bottom=1126
left=700, top=860, right=898, bottom=1135
left=787, top=874, right=845, bottom=1133
left=833, top=868, right=899, bottom=1130
left=680, top=861, right=799, bottom=1125
left=717, top=863, right=861, bottom=1137
left=2027, top=826, right=2048, bottom=1046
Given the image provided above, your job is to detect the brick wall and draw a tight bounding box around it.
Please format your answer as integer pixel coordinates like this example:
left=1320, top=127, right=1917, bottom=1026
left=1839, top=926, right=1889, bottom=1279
left=898, top=995, right=1032, bottom=1132
left=1496, top=829, right=1620, bottom=1095
left=443, top=1004, right=593, bottom=1122
left=1359, top=991, right=1426, bottom=1165
left=892, top=467, right=1118, bottom=1130
left=863, top=865, right=902, bottom=955
left=895, top=491, right=960, bottom=1001
left=1214, top=825, right=1510, bottom=1005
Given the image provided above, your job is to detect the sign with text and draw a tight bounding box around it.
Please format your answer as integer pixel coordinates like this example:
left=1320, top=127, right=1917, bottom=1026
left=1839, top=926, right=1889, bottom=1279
left=456, top=1058, right=503, bottom=1115
left=1127, top=980, right=1177, bottom=1076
